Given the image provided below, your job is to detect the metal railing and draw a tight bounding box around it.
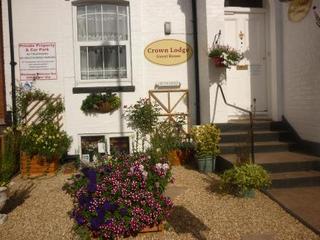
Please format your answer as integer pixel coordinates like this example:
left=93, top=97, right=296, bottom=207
left=217, top=84, right=255, bottom=163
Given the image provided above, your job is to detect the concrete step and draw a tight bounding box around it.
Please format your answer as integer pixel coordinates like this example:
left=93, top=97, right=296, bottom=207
left=221, top=152, right=320, bottom=173
left=271, top=170, right=320, bottom=188
left=216, top=121, right=285, bottom=132
left=220, top=130, right=292, bottom=143
left=219, top=141, right=295, bottom=154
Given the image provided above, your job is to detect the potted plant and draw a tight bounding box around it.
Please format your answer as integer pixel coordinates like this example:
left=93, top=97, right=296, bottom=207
left=6, top=88, right=72, bottom=177
left=220, top=164, right=271, bottom=198
left=81, top=93, right=121, bottom=115
left=0, top=182, right=8, bottom=224
left=208, top=45, right=243, bottom=68
left=20, top=122, right=72, bottom=177
left=63, top=153, right=173, bottom=239
left=191, top=124, right=220, bottom=172
left=124, top=98, right=160, bottom=152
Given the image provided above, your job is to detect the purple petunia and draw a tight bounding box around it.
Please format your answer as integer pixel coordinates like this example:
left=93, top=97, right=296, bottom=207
left=82, top=168, right=97, bottom=183
left=75, top=214, right=86, bottom=225
left=87, top=183, right=97, bottom=193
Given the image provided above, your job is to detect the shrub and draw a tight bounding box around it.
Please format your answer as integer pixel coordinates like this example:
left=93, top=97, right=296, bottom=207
left=191, top=124, right=220, bottom=158
left=63, top=154, right=173, bottom=239
left=220, top=164, right=271, bottom=196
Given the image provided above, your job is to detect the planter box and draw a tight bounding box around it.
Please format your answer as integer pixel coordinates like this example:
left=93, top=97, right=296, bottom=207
left=197, top=156, right=216, bottom=173
left=20, top=153, right=59, bottom=178
left=140, top=223, right=164, bottom=233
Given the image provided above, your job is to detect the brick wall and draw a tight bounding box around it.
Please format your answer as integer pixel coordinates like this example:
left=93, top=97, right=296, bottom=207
left=282, top=3, right=320, bottom=143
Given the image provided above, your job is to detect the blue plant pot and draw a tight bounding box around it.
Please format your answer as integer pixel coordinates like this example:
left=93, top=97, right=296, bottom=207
left=197, top=156, right=216, bottom=173
left=240, top=189, right=255, bottom=198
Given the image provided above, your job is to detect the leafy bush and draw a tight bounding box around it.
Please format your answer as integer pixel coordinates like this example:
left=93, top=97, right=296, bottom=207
left=191, top=124, right=220, bottom=158
left=63, top=154, right=173, bottom=239
left=81, top=93, right=121, bottom=115
left=220, top=164, right=271, bottom=196
left=20, top=122, right=72, bottom=160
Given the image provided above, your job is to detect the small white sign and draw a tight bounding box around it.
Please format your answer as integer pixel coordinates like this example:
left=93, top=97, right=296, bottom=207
left=82, top=154, right=90, bottom=163
left=98, top=142, right=106, bottom=153
left=19, top=42, right=57, bottom=81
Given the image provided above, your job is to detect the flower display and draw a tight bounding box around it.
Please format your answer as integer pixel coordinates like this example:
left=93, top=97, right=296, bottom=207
left=63, top=154, right=173, bottom=239
left=208, top=44, right=244, bottom=68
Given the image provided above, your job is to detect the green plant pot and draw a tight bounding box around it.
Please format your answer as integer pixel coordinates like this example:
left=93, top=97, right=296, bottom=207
left=240, top=189, right=255, bottom=198
left=197, top=156, right=216, bottom=173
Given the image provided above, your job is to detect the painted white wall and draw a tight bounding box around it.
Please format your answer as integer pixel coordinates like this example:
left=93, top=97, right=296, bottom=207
left=2, top=0, right=196, bottom=154
left=281, top=1, right=320, bottom=143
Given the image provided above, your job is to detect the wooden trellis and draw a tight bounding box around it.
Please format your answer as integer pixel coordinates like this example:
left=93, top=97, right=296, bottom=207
left=23, top=94, right=63, bottom=128
left=149, top=89, right=190, bottom=134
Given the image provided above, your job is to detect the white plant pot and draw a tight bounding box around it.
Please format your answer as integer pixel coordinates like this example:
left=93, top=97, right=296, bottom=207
left=0, top=187, right=8, bottom=224
left=0, top=187, right=8, bottom=211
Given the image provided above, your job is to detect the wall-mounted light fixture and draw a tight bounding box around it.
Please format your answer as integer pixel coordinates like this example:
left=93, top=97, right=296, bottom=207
left=164, top=22, right=171, bottom=35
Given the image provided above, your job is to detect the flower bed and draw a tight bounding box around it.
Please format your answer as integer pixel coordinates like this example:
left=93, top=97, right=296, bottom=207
left=63, top=154, right=173, bottom=239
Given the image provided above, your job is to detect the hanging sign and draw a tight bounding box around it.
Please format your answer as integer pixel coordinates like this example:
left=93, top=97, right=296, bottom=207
left=144, top=39, right=193, bottom=66
left=288, top=0, right=312, bottom=22
left=19, top=42, right=57, bottom=81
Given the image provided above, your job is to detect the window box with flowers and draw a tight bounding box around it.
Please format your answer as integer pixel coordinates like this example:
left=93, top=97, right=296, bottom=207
left=208, top=45, right=243, bottom=68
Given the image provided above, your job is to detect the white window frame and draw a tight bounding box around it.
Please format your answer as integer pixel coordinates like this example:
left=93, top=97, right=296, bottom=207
left=78, top=132, right=134, bottom=157
left=73, top=2, right=132, bottom=87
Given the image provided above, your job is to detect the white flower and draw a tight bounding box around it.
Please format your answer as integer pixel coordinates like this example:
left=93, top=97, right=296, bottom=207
left=142, top=171, right=148, bottom=180
left=130, top=167, right=135, bottom=173
left=155, top=163, right=162, bottom=170
left=162, top=163, right=169, bottom=171
left=139, top=164, right=144, bottom=171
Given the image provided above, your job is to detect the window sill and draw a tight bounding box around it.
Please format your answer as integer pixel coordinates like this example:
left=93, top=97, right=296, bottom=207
left=73, top=86, right=135, bottom=94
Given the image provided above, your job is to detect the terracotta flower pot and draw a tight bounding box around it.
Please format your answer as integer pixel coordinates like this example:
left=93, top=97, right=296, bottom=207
left=167, top=149, right=182, bottom=166
left=20, top=152, right=59, bottom=178
left=212, top=56, right=226, bottom=67
left=140, top=223, right=164, bottom=233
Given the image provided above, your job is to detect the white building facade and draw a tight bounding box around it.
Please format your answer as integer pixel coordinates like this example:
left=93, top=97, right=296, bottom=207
left=2, top=0, right=320, bottom=156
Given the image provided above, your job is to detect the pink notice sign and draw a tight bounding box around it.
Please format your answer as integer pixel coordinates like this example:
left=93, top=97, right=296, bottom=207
left=19, top=42, right=57, bottom=81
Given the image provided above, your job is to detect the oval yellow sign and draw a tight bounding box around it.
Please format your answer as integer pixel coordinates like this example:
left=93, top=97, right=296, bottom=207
left=144, top=39, right=193, bottom=66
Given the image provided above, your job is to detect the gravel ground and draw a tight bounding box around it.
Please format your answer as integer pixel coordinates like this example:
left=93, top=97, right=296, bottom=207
left=0, top=166, right=319, bottom=240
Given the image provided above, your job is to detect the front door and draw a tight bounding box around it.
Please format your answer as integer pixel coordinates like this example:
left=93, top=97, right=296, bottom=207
left=224, top=11, right=268, bottom=117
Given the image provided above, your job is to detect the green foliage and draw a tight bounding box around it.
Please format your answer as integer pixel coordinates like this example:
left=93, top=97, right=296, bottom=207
left=220, top=164, right=271, bottom=196
left=191, top=124, right=220, bottom=158
left=0, top=128, right=20, bottom=185
left=20, top=122, right=72, bottom=160
left=81, top=92, right=121, bottom=115
left=208, top=45, right=243, bottom=68
left=150, top=120, right=185, bottom=157
left=124, top=98, right=160, bottom=136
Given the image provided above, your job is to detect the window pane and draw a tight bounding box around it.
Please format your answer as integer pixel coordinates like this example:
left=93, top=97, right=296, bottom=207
left=102, top=5, right=117, bottom=41
left=110, top=137, right=130, bottom=155
left=104, top=46, right=118, bottom=79
left=87, top=5, right=102, bottom=41
left=80, top=47, right=88, bottom=80
left=119, top=46, right=127, bottom=78
left=81, top=136, right=106, bottom=162
left=88, top=47, right=103, bottom=79
left=225, top=0, right=263, bottom=8
left=118, top=6, right=128, bottom=40
left=77, top=6, right=87, bottom=41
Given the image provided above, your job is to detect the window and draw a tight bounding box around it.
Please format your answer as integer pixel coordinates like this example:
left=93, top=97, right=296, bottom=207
left=79, top=134, right=132, bottom=162
left=110, top=136, right=130, bottom=155
left=225, top=0, right=263, bottom=8
left=75, top=3, right=131, bottom=83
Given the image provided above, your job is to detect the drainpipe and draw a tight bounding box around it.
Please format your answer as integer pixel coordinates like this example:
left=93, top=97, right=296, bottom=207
left=7, top=0, right=17, bottom=127
left=191, top=0, right=201, bottom=125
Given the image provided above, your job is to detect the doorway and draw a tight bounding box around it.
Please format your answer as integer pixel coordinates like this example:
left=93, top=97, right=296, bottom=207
left=224, top=9, right=268, bottom=117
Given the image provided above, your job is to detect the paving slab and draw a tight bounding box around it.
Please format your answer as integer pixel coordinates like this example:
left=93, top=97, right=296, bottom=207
left=267, top=187, right=320, bottom=234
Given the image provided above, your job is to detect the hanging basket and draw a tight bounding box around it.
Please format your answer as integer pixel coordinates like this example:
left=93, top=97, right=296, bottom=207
left=97, top=102, right=113, bottom=113
left=211, top=56, right=226, bottom=68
